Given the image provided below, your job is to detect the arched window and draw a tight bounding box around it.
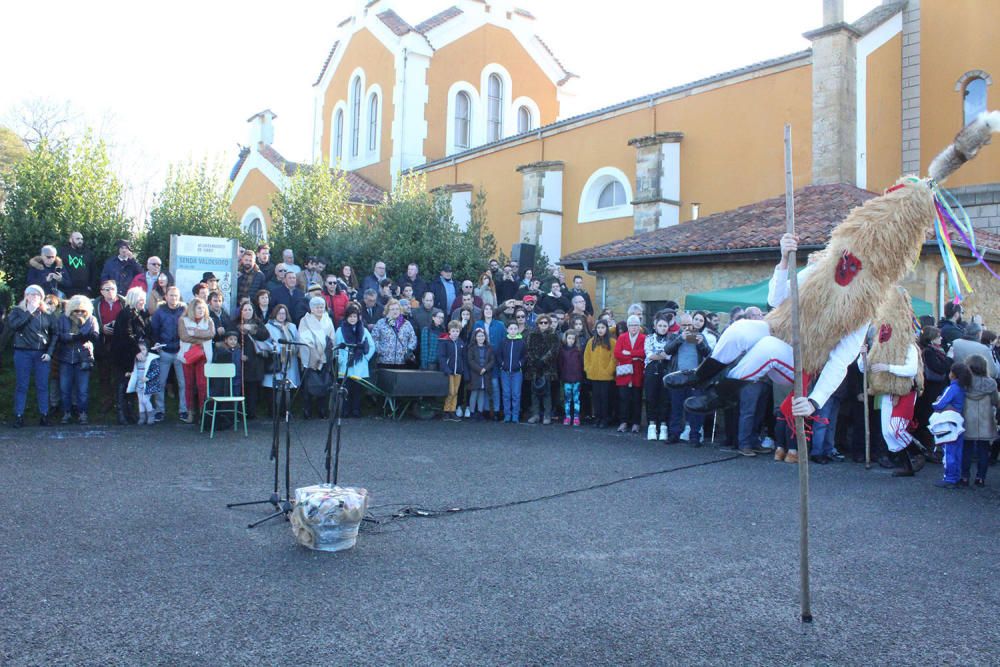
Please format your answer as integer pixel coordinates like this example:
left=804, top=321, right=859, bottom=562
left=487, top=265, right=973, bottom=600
left=517, top=106, right=532, bottom=133
left=964, top=77, right=988, bottom=126
left=597, top=181, right=626, bottom=209
left=487, top=73, right=503, bottom=141
left=455, top=91, right=471, bottom=149
left=333, top=109, right=344, bottom=161
left=247, top=218, right=265, bottom=243
left=368, top=93, right=379, bottom=152
left=350, top=76, right=362, bottom=157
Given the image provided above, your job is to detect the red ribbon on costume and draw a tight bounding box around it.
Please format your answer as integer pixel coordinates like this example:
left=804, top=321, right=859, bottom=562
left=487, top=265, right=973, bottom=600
left=778, top=372, right=828, bottom=438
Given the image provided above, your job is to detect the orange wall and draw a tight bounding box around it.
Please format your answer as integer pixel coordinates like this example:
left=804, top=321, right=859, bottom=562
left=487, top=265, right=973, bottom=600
left=421, top=64, right=812, bottom=290
left=866, top=33, right=903, bottom=191
left=319, top=29, right=396, bottom=191
left=424, top=23, right=559, bottom=162
left=920, top=0, right=1000, bottom=186
left=230, top=168, right=279, bottom=228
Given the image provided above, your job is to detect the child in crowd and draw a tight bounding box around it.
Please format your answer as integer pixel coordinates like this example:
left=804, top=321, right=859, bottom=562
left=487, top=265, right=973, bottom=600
left=419, top=309, right=446, bottom=371
left=499, top=321, right=526, bottom=423
left=127, top=340, right=161, bottom=425
left=558, top=330, right=584, bottom=426
left=930, top=362, right=971, bottom=488
left=643, top=315, right=672, bottom=441
left=584, top=320, right=617, bottom=428
left=960, top=354, right=997, bottom=487
left=467, top=327, right=495, bottom=421
left=438, top=321, right=467, bottom=422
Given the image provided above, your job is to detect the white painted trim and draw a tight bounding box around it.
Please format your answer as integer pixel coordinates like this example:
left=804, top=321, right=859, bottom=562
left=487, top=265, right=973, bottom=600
left=330, top=101, right=348, bottom=166
left=578, top=167, right=634, bottom=223
left=511, top=96, right=539, bottom=133
left=346, top=67, right=367, bottom=164
left=229, top=149, right=289, bottom=204
left=361, top=83, right=384, bottom=166
left=240, top=206, right=268, bottom=241
left=445, top=81, right=480, bottom=155
left=855, top=10, right=902, bottom=188
left=481, top=63, right=513, bottom=141
left=390, top=48, right=430, bottom=180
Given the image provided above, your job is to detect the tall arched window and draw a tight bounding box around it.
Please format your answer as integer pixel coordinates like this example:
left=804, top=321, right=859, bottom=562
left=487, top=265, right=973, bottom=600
left=455, top=91, right=471, bottom=149
left=333, top=109, right=344, bottom=161
left=487, top=73, right=503, bottom=141
left=517, top=106, right=531, bottom=133
left=247, top=218, right=265, bottom=243
left=368, top=93, right=379, bottom=152
left=597, top=181, right=627, bottom=209
left=350, top=76, right=362, bottom=157
left=964, top=77, right=988, bottom=126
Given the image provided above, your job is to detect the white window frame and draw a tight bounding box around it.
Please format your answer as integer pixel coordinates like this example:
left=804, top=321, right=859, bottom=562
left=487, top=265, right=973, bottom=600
left=240, top=206, right=268, bottom=241
left=511, top=96, right=540, bottom=135
left=480, top=64, right=512, bottom=142
left=962, top=76, right=989, bottom=127
left=578, top=167, right=634, bottom=223
left=348, top=68, right=366, bottom=159
left=446, top=81, right=481, bottom=155
left=455, top=92, right=472, bottom=149
left=331, top=102, right=346, bottom=165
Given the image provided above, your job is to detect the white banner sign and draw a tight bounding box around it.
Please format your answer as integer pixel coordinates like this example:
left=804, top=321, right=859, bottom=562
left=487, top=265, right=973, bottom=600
left=169, top=235, right=239, bottom=314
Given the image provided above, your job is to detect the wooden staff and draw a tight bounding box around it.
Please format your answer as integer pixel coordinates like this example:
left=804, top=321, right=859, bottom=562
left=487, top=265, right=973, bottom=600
left=784, top=124, right=813, bottom=623
left=862, top=348, right=871, bottom=469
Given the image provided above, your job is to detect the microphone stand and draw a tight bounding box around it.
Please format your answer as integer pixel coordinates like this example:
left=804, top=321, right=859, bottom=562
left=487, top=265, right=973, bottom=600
left=226, top=340, right=298, bottom=528
left=324, top=342, right=356, bottom=485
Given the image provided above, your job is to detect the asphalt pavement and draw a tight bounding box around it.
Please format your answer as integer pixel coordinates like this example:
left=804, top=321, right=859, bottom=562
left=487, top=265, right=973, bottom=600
left=2, top=416, right=998, bottom=666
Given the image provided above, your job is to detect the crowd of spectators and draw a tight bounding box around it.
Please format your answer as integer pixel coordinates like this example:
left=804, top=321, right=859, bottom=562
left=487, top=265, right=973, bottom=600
left=1, top=231, right=997, bottom=488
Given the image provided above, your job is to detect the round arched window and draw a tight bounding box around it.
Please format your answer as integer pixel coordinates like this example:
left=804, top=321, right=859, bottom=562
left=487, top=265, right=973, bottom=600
left=597, top=181, right=626, bottom=209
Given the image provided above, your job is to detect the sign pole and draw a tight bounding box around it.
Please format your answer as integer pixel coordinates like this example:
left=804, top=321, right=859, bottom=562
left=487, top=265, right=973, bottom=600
left=784, top=124, right=813, bottom=623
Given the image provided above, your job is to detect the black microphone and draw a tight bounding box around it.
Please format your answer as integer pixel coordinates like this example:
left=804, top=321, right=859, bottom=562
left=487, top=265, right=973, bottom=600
left=336, top=342, right=359, bottom=349
left=277, top=338, right=308, bottom=346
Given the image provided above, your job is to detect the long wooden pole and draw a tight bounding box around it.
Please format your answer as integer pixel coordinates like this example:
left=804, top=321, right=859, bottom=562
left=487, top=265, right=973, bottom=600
left=784, top=125, right=813, bottom=623
left=862, top=349, right=871, bottom=469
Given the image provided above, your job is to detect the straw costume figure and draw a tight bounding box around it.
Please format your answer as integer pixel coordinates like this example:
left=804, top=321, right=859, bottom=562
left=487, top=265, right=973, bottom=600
left=667, top=111, right=1000, bottom=419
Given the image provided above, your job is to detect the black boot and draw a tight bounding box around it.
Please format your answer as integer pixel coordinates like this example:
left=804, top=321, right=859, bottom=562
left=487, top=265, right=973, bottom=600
left=116, top=382, right=129, bottom=425
left=892, top=447, right=915, bottom=477
left=663, top=357, right=729, bottom=390
left=683, top=378, right=747, bottom=415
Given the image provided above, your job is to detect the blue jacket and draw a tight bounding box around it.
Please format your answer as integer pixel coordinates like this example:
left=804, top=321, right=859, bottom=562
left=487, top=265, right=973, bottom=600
left=56, top=314, right=99, bottom=365
left=499, top=335, right=526, bottom=373
left=150, top=303, right=185, bottom=353
left=437, top=336, right=467, bottom=376
left=269, top=286, right=305, bottom=320
left=100, top=255, right=142, bottom=294
left=932, top=380, right=965, bottom=413
left=334, top=327, right=376, bottom=379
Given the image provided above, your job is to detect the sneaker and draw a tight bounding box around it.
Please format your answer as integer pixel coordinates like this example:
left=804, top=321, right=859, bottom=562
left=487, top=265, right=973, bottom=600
left=445, top=412, right=461, bottom=422
left=679, top=425, right=690, bottom=442
left=542, top=417, right=552, bottom=426
left=78, top=412, right=88, bottom=425
left=933, top=480, right=957, bottom=489
left=774, top=447, right=787, bottom=462
left=751, top=446, right=771, bottom=455
left=760, top=436, right=776, bottom=450
left=630, top=424, right=640, bottom=434
left=465, top=407, right=472, bottom=418
left=154, top=412, right=164, bottom=423
left=784, top=450, right=799, bottom=464
left=179, top=411, right=190, bottom=423
left=527, top=415, right=540, bottom=424
left=617, top=423, right=628, bottom=433
left=564, top=417, right=572, bottom=426
left=658, top=425, right=668, bottom=441
left=737, top=448, right=757, bottom=457
left=503, top=415, right=512, bottom=423
left=647, top=424, right=658, bottom=440
left=61, top=413, right=72, bottom=425
left=572, top=417, right=581, bottom=426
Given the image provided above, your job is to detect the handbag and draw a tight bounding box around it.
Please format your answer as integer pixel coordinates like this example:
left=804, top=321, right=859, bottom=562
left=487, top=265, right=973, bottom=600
left=183, top=344, right=206, bottom=365
left=304, top=367, right=332, bottom=397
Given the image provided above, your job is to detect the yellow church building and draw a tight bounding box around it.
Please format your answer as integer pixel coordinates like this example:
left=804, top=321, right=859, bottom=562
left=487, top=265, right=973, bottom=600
left=229, top=0, right=1000, bottom=319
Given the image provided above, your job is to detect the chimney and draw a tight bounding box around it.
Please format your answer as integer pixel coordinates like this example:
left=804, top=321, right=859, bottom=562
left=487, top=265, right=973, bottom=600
left=804, top=1, right=859, bottom=185
left=690, top=203, right=700, bottom=220
left=247, top=109, right=276, bottom=148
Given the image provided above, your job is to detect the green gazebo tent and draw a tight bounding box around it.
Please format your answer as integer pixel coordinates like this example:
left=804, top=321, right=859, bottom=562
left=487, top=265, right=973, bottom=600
left=684, top=275, right=933, bottom=318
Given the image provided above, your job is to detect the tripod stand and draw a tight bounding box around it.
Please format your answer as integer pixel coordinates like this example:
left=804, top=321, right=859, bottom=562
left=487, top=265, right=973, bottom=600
left=323, top=342, right=355, bottom=485
left=227, top=341, right=299, bottom=528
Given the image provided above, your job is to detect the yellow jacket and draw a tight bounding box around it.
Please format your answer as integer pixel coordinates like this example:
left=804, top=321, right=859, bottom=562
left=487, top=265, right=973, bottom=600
left=584, top=337, right=617, bottom=381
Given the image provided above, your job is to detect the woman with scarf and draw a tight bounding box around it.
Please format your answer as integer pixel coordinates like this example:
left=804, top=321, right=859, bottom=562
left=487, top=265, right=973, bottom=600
left=297, top=296, right=336, bottom=419
left=371, top=298, right=416, bottom=369
left=234, top=300, right=270, bottom=419
left=253, top=289, right=272, bottom=324
left=147, top=273, right=171, bottom=314
left=111, top=287, right=152, bottom=424
left=55, top=294, right=100, bottom=424
left=263, top=303, right=301, bottom=398
left=334, top=304, right=376, bottom=418
left=177, top=297, right=215, bottom=423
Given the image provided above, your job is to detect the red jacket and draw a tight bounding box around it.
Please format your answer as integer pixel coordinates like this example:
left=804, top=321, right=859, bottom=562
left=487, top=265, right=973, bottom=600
left=323, top=291, right=349, bottom=325
left=613, top=332, right=646, bottom=387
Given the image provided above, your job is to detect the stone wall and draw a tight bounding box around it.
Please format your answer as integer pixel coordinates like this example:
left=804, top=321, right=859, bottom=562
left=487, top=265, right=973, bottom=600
left=901, top=0, right=921, bottom=174
left=948, top=184, right=1000, bottom=235
left=901, top=253, right=1000, bottom=326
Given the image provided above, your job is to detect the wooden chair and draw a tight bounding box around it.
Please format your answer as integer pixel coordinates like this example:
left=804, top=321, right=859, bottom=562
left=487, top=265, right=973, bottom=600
left=200, top=363, right=248, bottom=438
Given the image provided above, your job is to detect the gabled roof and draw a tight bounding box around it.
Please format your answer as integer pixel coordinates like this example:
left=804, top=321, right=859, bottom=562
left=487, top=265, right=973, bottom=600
left=312, top=40, right=340, bottom=87
left=561, top=183, right=1000, bottom=268
left=377, top=9, right=413, bottom=37
left=533, top=34, right=576, bottom=85
left=414, top=6, right=463, bottom=33
left=851, top=1, right=905, bottom=36
left=238, top=145, right=386, bottom=206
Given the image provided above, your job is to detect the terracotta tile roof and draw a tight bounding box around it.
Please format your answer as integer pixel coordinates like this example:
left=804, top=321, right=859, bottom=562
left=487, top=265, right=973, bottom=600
left=851, top=2, right=905, bottom=36
left=312, top=40, right=340, bottom=86
left=562, top=183, right=1000, bottom=267
left=377, top=9, right=413, bottom=36
left=249, top=145, right=386, bottom=205
left=414, top=6, right=463, bottom=33
left=229, top=146, right=250, bottom=182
